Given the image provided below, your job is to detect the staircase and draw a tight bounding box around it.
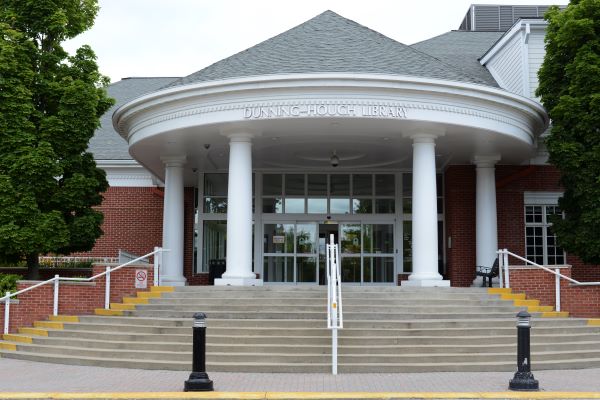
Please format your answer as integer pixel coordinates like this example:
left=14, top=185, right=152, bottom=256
left=1, top=285, right=600, bottom=372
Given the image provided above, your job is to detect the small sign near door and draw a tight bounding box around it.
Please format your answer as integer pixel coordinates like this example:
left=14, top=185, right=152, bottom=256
left=135, top=269, right=148, bottom=289
left=273, top=235, right=285, bottom=244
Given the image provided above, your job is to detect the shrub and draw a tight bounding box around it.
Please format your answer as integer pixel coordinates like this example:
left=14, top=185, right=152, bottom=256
left=0, top=274, right=21, bottom=297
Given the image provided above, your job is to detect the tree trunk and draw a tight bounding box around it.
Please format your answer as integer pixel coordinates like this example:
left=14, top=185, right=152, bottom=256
left=26, top=253, right=40, bottom=280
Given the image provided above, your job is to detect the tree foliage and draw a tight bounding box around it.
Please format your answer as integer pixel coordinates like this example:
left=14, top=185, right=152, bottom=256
left=537, top=0, right=600, bottom=264
left=0, top=0, right=114, bottom=278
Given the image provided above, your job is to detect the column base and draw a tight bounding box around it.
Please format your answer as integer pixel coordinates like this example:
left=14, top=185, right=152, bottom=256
left=159, top=276, right=187, bottom=287
left=214, top=278, right=263, bottom=286
left=402, top=279, right=451, bottom=287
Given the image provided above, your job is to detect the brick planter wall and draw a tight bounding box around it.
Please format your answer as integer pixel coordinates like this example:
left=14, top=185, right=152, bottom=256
left=0, top=264, right=153, bottom=333
left=507, top=266, right=600, bottom=317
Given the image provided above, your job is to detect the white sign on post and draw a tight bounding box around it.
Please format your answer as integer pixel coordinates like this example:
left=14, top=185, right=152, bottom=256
left=135, top=269, right=148, bottom=289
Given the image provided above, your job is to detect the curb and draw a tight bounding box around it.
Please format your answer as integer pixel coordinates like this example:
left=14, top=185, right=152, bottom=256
left=1, top=392, right=600, bottom=400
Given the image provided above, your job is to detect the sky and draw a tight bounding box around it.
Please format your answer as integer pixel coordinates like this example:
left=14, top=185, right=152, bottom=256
left=63, top=0, right=569, bottom=83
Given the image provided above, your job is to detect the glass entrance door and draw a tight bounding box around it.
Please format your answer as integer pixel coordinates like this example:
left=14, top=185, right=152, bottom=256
left=319, top=223, right=339, bottom=285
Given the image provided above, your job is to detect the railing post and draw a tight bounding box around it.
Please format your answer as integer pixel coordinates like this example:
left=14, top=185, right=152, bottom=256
left=555, top=268, right=561, bottom=312
left=4, top=293, right=10, bottom=334
left=498, top=250, right=504, bottom=288
left=53, top=275, right=59, bottom=316
left=503, top=249, right=510, bottom=289
left=105, top=266, right=111, bottom=310
left=153, top=246, right=160, bottom=287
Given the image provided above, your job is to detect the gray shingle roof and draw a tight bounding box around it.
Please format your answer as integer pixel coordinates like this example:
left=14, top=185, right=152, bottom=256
left=166, top=10, right=495, bottom=88
left=90, top=77, right=179, bottom=160
left=411, top=31, right=505, bottom=87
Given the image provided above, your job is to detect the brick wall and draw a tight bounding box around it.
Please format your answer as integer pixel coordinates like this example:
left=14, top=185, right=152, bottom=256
left=444, top=165, right=476, bottom=287
left=0, top=264, right=153, bottom=333
left=508, top=266, right=600, bottom=317
left=76, top=187, right=164, bottom=259
left=443, top=164, right=599, bottom=287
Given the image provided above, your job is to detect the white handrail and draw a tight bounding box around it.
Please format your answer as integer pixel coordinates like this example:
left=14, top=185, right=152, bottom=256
left=497, top=248, right=600, bottom=312
left=1, top=247, right=167, bottom=335
left=326, top=234, right=343, bottom=375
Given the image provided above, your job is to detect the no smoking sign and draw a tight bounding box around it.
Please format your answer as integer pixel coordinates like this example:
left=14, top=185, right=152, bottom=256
left=135, top=269, right=148, bottom=289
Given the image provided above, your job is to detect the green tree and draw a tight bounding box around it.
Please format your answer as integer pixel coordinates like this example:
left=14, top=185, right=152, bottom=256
left=537, top=0, right=600, bottom=264
left=0, top=0, right=114, bottom=279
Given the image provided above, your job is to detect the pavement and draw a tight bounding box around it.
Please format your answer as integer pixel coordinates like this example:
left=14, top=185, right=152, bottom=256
left=1, top=358, right=600, bottom=397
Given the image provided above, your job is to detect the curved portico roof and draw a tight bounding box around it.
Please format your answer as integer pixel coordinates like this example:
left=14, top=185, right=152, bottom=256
left=165, top=10, right=493, bottom=88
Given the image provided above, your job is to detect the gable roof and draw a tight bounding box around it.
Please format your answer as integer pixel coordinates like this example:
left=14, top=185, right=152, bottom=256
left=165, top=10, right=494, bottom=88
left=90, top=77, right=179, bottom=160
left=411, top=30, right=505, bottom=87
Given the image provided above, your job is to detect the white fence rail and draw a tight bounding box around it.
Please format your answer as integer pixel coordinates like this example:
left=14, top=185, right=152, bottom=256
left=1, top=247, right=167, bottom=334
left=497, top=248, right=600, bottom=312
left=326, top=234, right=343, bottom=375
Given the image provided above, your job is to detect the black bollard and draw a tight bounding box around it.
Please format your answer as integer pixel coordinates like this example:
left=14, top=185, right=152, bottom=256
left=509, top=310, right=539, bottom=391
left=184, top=312, right=214, bottom=392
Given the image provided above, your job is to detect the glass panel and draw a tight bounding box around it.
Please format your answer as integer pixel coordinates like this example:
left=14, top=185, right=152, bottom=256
left=402, top=197, right=412, bottom=214
left=263, top=256, right=294, bottom=282
left=307, top=198, right=327, bottom=214
left=376, top=174, right=395, bottom=196
left=353, top=174, right=372, bottom=195
left=297, top=257, right=317, bottom=283
left=402, top=174, right=412, bottom=197
left=352, top=198, right=372, bottom=214
left=285, top=198, right=304, bottom=213
left=375, top=199, right=395, bottom=214
left=202, top=221, right=227, bottom=271
left=204, top=174, right=228, bottom=196
left=437, top=198, right=443, bottom=214
left=307, top=174, right=327, bottom=196
left=364, top=257, right=394, bottom=283
left=285, top=174, right=305, bottom=196
left=330, top=198, right=350, bottom=214
left=296, top=223, right=317, bottom=254
left=263, top=174, right=282, bottom=196
left=330, top=175, right=350, bottom=195
left=403, top=221, right=412, bottom=273
left=263, top=197, right=283, bottom=213
left=341, top=257, right=361, bottom=283
left=204, top=197, right=227, bottom=213
left=341, top=224, right=361, bottom=254
left=364, top=224, right=394, bottom=254
left=436, top=174, right=443, bottom=195
left=264, top=223, right=294, bottom=254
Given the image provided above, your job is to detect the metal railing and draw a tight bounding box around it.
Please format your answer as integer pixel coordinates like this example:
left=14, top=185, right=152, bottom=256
left=326, top=233, right=343, bottom=375
left=497, top=248, right=600, bottom=312
left=1, top=247, right=167, bottom=334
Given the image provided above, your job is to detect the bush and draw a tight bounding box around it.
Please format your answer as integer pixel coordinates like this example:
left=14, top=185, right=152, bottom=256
left=0, top=274, right=21, bottom=297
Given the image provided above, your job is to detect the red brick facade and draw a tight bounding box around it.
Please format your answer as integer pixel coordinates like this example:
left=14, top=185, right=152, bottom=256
left=0, top=264, right=154, bottom=333
left=443, top=164, right=599, bottom=287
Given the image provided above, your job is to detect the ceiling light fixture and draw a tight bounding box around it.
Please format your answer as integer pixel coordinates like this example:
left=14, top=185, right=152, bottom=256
left=330, top=150, right=340, bottom=167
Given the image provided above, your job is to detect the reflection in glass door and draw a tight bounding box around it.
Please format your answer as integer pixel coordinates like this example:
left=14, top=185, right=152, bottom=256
left=263, top=222, right=318, bottom=284
left=340, top=223, right=395, bottom=284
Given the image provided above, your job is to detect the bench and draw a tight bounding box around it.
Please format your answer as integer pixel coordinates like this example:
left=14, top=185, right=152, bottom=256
left=476, top=258, right=499, bottom=287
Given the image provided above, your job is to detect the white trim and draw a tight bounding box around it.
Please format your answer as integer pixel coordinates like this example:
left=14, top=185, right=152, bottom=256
left=523, top=191, right=562, bottom=205
left=480, top=19, right=546, bottom=65
left=98, top=161, right=159, bottom=187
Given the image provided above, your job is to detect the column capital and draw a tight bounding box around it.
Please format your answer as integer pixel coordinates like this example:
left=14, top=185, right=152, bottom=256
left=220, top=127, right=261, bottom=142
left=161, top=155, right=187, bottom=167
left=472, top=155, right=501, bottom=168
left=402, top=129, right=445, bottom=143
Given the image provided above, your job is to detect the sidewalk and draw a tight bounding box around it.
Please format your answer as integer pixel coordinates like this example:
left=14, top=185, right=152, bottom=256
left=1, top=358, right=600, bottom=393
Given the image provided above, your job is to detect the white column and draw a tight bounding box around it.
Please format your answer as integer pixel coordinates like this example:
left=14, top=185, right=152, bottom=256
left=403, top=133, right=449, bottom=287
left=473, top=155, right=501, bottom=283
left=215, top=132, right=262, bottom=286
left=160, top=156, right=187, bottom=286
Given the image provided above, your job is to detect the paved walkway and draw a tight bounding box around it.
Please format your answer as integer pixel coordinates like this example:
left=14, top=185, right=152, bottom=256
left=1, top=359, right=600, bottom=393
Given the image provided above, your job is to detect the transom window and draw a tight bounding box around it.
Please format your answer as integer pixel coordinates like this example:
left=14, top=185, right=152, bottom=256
left=262, top=173, right=396, bottom=214
left=525, top=205, right=565, bottom=265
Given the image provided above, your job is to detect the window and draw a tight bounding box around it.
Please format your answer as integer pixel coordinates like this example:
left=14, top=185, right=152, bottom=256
left=525, top=205, right=565, bottom=265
